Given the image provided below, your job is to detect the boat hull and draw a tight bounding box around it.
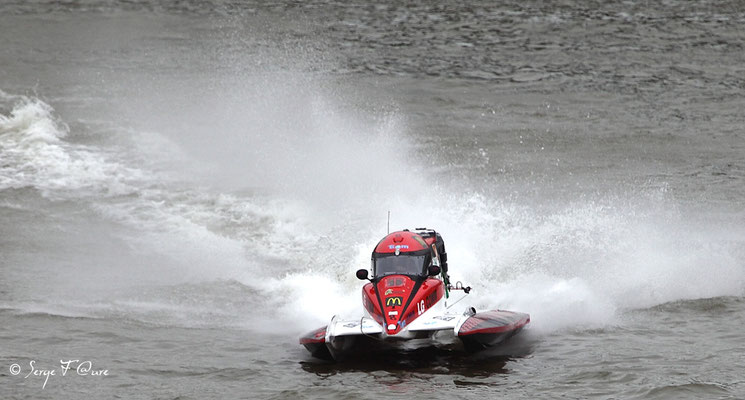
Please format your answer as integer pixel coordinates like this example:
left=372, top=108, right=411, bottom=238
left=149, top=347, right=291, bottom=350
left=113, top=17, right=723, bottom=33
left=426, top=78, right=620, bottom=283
left=300, top=309, right=530, bottom=360
left=457, top=310, right=530, bottom=352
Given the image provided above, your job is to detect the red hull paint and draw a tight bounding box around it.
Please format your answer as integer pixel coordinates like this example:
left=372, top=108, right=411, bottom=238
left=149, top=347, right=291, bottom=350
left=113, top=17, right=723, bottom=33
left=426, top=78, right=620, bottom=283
left=299, top=326, right=326, bottom=344
left=364, top=275, right=444, bottom=334
left=299, top=326, right=333, bottom=360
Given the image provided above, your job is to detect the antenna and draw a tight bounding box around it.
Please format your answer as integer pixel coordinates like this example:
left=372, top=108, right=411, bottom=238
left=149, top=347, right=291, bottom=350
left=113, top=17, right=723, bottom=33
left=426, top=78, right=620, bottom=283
left=387, top=211, right=390, bottom=234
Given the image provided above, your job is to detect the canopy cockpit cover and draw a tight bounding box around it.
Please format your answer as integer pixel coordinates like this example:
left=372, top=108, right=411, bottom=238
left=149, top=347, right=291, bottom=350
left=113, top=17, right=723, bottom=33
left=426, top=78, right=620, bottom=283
left=372, top=231, right=431, bottom=277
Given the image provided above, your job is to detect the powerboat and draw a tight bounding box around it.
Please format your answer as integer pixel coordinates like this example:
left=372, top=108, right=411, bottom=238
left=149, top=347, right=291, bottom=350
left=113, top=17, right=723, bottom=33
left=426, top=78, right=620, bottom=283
left=299, top=228, right=530, bottom=361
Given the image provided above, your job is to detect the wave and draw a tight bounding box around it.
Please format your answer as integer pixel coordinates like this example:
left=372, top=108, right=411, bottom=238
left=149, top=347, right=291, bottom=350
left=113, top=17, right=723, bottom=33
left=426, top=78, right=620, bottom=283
left=0, top=90, right=146, bottom=198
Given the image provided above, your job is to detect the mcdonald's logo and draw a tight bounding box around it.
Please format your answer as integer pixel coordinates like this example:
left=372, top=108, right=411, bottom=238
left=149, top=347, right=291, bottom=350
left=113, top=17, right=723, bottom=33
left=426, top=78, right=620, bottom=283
left=386, top=297, right=403, bottom=307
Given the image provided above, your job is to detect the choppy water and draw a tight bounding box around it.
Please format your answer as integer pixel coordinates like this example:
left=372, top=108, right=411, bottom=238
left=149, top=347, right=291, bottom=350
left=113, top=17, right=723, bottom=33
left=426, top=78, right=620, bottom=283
left=1, top=1, right=744, bottom=399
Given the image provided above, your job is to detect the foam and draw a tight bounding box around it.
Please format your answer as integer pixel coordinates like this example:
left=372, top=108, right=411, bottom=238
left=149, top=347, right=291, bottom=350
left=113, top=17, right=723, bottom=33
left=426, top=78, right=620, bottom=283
left=279, top=191, right=745, bottom=334
left=0, top=92, right=145, bottom=198
left=2, top=89, right=743, bottom=335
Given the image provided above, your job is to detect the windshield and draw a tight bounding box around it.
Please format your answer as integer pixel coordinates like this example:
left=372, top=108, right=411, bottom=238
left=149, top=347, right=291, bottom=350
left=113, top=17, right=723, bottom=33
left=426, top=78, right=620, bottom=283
left=374, top=255, right=427, bottom=277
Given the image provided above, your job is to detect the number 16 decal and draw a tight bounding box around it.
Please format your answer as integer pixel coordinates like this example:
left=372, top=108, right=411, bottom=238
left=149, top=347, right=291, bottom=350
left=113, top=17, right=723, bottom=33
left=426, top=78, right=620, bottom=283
left=417, top=300, right=426, bottom=315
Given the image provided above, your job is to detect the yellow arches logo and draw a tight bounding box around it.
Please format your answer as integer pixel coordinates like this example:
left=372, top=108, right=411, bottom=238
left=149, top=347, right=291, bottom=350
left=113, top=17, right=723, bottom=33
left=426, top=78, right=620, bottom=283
left=386, top=297, right=403, bottom=307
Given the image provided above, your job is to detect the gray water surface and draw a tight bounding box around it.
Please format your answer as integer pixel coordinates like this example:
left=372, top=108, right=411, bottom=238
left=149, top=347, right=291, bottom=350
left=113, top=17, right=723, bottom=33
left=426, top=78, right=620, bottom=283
left=2, top=1, right=744, bottom=399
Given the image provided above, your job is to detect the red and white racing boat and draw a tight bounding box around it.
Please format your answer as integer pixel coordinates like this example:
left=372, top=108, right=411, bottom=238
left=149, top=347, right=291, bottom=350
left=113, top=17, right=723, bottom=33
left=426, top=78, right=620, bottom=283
left=300, top=228, right=530, bottom=361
